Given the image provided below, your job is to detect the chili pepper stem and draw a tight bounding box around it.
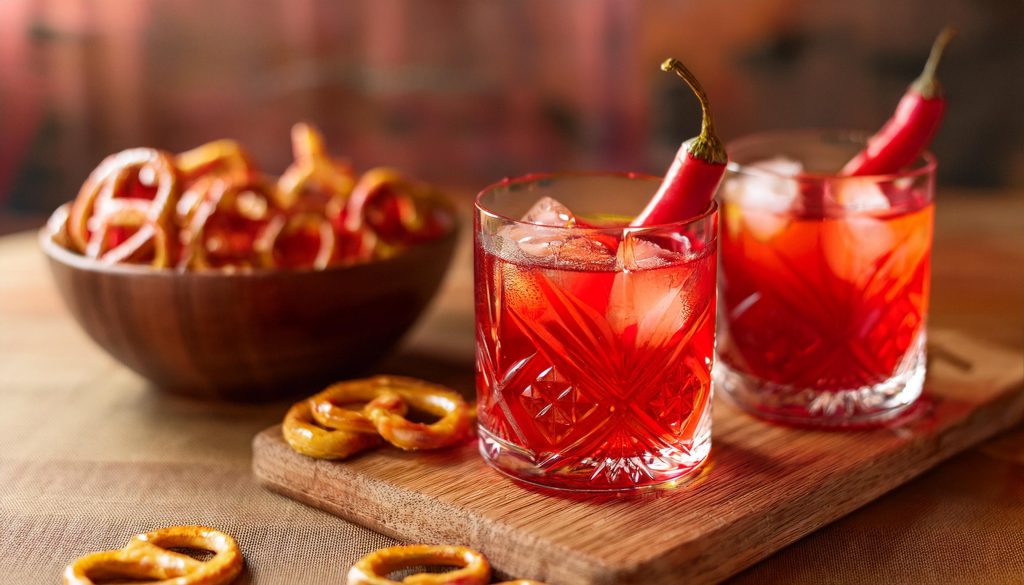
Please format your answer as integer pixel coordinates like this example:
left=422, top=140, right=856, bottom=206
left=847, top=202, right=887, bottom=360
left=632, top=58, right=726, bottom=227
left=911, top=27, right=957, bottom=99
left=660, top=59, right=728, bottom=165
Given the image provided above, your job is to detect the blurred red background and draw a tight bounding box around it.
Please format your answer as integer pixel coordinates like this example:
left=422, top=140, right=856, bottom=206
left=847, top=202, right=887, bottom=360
left=1, top=0, right=1022, bottom=232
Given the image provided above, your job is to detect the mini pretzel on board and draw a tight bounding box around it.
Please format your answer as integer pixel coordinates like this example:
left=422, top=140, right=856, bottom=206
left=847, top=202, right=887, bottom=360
left=282, top=399, right=388, bottom=460
left=311, top=376, right=474, bottom=450
left=282, top=376, right=474, bottom=460
left=346, top=544, right=548, bottom=585
left=63, top=525, right=243, bottom=585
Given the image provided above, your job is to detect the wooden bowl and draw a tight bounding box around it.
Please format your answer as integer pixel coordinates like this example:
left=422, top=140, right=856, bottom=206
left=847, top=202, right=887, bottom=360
left=40, top=215, right=458, bottom=401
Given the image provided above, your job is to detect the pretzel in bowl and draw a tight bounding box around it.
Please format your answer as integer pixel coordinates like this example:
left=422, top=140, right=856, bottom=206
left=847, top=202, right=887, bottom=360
left=311, top=376, right=474, bottom=451
left=176, top=139, right=257, bottom=186
left=344, top=167, right=451, bottom=253
left=177, top=175, right=277, bottom=270
left=254, top=211, right=338, bottom=270
left=50, top=123, right=451, bottom=272
left=275, top=123, right=373, bottom=264
left=46, top=203, right=73, bottom=249
left=63, top=525, right=242, bottom=585
left=277, top=123, right=356, bottom=215
left=68, top=148, right=181, bottom=268
left=346, top=545, right=549, bottom=585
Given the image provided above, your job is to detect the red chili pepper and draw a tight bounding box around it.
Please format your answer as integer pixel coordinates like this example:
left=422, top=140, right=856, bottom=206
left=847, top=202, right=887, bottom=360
left=633, top=58, right=727, bottom=227
left=841, top=27, right=956, bottom=176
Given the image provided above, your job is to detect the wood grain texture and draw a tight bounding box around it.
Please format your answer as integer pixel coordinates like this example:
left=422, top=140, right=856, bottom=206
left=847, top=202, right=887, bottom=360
left=39, top=223, right=456, bottom=401
left=253, top=329, right=1024, bottom=585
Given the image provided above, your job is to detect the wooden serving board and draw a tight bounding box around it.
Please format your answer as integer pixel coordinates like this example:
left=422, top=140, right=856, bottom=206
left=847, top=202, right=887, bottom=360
left=253, top=330, right=1024, bottom=585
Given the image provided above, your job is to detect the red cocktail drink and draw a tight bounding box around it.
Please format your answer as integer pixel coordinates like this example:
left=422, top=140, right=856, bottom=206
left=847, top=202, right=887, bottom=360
left=475, top=174, right=718, bottom=490
left=716, top=131, right=935, bottom=426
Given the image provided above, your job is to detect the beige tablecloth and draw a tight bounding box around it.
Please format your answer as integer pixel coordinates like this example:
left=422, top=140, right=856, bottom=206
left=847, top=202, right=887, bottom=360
left=2, top=195, right=1023, bottom=584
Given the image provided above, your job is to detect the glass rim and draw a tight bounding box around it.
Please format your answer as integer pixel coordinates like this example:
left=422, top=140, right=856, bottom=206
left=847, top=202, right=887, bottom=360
left=725, top=128, right=938, bottom=184
left=475, top=171, right=719, bottom=234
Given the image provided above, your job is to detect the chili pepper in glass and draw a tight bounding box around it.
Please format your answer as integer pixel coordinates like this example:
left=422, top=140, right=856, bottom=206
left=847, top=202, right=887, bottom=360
left=841, top=27, right=955, bottom=177
left=475, top=174, right=718, bottom=490
left=715, top=29, right=951, bottom=427
left=634, top=59, right=728, bottom=227
left=715, top=129, right=936, bottom=427
left=474, top=58, right=725, bottom=490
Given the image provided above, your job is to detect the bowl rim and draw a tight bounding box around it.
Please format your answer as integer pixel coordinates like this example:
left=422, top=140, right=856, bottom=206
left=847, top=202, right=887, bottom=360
left=40, top=203, right=459, bottom=279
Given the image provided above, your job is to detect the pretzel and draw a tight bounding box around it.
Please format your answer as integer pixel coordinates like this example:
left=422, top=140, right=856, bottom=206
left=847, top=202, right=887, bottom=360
left=310, top=376, right=473, bottom=450
left=346, top=545, right=491, bottom=585
left=310, top=386, right=406, bottom=435
left=177, top=175, right=276, bottom=270
left=255, top=211, right=337, bottom=270
left=363, top=378, right=474, bottom=450
left=63, top=525, right=242, bottom=585
left=276, top=123, right=355, bottom=214
left=68, top=148, right=181, bottom=268
left=56, top=125, right=449, bottom=271
left=344, top=168, right=448, bottom=249
left=282, top=400, right=385, bottom=460
left=46, top=203, right=73, bottom=249
left=176, top=139, right=256, bottom=185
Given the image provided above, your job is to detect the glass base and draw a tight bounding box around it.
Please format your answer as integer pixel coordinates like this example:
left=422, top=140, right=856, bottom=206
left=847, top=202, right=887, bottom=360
left=715, top=338, right=926, bottom=429
left=478, top=404, right=712, bottom=492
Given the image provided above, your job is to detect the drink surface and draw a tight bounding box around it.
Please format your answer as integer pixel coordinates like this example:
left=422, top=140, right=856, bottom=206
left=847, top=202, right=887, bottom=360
left=474, top=224, right=716, bottom=490
left=718, top=200, right=933, bottom=391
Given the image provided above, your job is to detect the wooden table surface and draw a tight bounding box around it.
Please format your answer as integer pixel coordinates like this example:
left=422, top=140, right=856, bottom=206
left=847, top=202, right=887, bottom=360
left=1, top=191, right=1022, bottom=584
